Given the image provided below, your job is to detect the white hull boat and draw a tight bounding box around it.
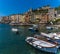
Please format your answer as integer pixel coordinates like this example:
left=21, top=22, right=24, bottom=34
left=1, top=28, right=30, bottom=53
left=41, top=32, right=60, bottom=45
left=28, top=27, right=33, bottom=30
left=46, top=26, right=53, bottom=30
left=25, top=37, right=58, bottom=54
left=12, top=28, right=18, bottom=32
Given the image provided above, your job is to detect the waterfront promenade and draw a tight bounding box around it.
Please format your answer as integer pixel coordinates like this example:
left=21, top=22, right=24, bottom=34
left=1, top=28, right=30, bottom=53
left=10, top=23, right=34, bottom=26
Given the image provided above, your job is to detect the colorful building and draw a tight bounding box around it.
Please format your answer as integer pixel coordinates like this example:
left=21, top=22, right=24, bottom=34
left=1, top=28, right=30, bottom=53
left=1, top=6, right=57, bottom=24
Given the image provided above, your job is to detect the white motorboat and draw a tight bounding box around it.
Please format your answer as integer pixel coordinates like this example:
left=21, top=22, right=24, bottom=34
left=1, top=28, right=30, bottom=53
left=46, top=26, right=53, bottom=30
left=46, top=26, right=58, bottom=30
left=12, top=28, right=18, bottom=32
left=25, top=36, right=58, bottom=54
left=41, top=32, right=60, bottom=46
left=41, top=32, right=60, bottom=39
left=28, top=27, right=33, bottom=30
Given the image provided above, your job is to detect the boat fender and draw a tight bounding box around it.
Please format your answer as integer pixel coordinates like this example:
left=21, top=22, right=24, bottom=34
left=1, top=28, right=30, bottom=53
left=56, top=46, right=59, bottom=48
left=38, top=46, right=42, bottom=48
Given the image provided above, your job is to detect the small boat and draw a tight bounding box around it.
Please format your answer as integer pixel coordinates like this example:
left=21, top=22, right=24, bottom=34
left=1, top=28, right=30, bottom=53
left=46, top=26, right=53, bottom=30
left=41, top=32, right=60, bottom=45
left=28, top=27, right=34, bottom=30
left=12, top=28, right=18, bottom=32
left=25, top=36, right=58, bottom=54
left=46, top=26, right=58, bottom=30
left=28, top=27, right=39, bottom=32
left=41, top=32, right=60, bottom=39
left=28, top=24, right=38, bottom=30
left=28, top=27, right=36, bottom=32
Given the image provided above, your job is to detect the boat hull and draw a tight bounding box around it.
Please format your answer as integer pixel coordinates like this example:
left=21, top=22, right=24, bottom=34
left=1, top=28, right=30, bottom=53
left=27, top=42, right=58, bottom=54
left=25, top=37, right=58, bottom=54
left=26, top=40, right=58, bottom=54
left=52, top=39, right=60, bottom=48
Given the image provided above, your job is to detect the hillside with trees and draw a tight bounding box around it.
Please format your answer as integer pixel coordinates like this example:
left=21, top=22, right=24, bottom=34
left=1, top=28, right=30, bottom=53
left=55, top=6, right=60, bottom=10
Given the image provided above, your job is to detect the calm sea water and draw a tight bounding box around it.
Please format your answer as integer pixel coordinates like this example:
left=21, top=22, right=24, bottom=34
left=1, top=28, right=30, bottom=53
left=0, top=24, right=60, bottom=54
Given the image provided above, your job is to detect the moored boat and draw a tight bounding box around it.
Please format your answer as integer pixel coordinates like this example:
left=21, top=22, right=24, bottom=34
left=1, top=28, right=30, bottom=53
left=12, top=28, right=18, bottom=32
left=28, top=27, right=34, bottom=30
left=46, top=26, right=58, bottom=30
left=28, top=27, right=35, bottom=32
left=28, top=27, right=39, bottom=32
left=25, top=36, right=58, bottom=54
left=41, top=32, right=60, bottom=45
left=46, top=26, right=53, bottom=30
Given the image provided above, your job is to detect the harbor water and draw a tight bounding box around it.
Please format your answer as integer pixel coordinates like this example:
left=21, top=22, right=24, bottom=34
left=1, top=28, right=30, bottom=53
left=0, top=24, right=60, bottom=54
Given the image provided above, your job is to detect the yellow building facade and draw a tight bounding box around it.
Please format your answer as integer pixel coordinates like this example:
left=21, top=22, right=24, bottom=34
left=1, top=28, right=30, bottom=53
left=10, top=14, right=25, bottom=23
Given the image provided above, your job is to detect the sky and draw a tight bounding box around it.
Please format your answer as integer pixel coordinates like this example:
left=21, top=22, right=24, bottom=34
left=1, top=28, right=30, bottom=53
left=0, top=0, right=60, bottom=16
